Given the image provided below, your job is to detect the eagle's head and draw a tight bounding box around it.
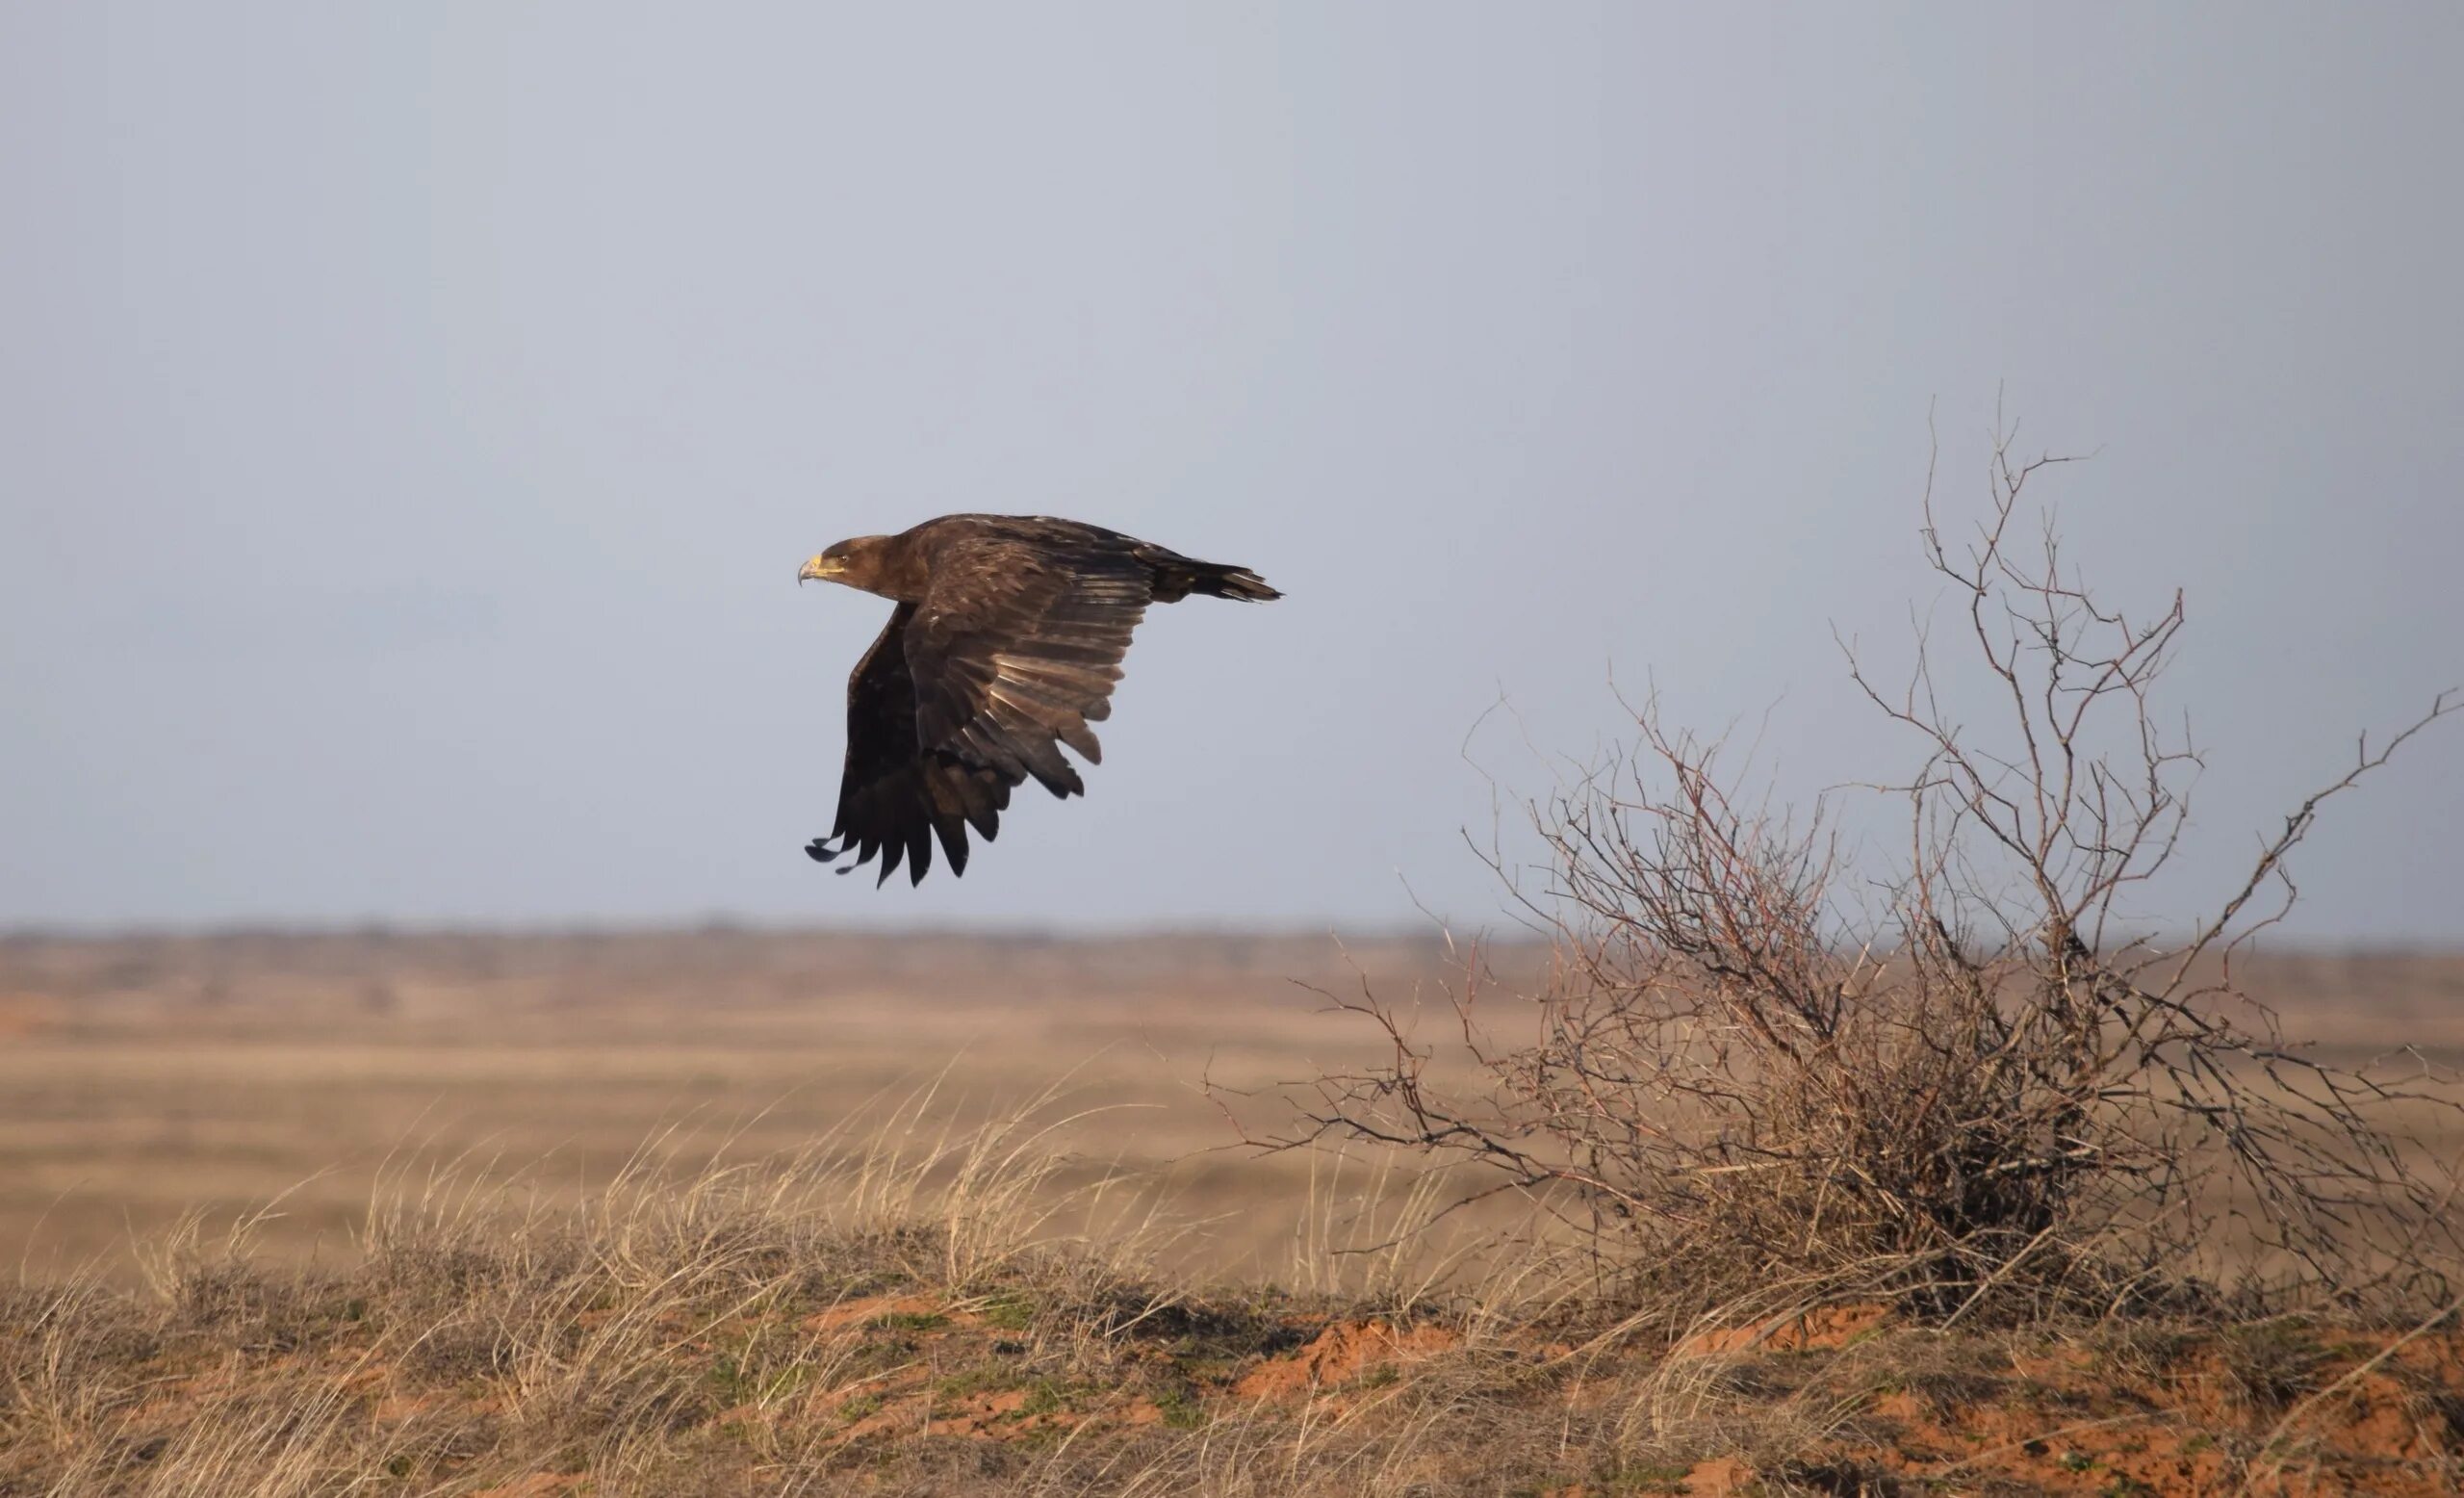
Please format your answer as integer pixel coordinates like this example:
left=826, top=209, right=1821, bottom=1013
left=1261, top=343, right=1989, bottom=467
left=799, top=536, right=892, bottom=593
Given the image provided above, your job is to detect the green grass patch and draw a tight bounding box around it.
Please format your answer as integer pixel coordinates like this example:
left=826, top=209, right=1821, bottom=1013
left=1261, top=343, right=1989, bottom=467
left=979, top=1294, right=1036, bottom=1330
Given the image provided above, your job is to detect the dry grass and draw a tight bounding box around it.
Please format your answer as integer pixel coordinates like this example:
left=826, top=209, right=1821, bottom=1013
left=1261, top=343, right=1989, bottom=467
left=7, top=931, right=2459, bottom=1293
left=4, top=941, right=2464, bottom=1498
left=6, top=1087, right=2464, bottom=1497
left=3, top=935, right=2460, bottom=1496
left=0, top=929, right=1517, bottom=1288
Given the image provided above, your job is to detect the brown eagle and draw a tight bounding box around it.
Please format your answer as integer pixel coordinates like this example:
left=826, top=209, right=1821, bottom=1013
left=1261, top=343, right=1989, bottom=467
left=797, top=515, right=1279, bottom=885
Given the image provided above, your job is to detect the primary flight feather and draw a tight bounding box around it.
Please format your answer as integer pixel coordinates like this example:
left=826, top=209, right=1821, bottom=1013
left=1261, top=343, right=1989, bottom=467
left=797, top=515, right=1280, bottom=886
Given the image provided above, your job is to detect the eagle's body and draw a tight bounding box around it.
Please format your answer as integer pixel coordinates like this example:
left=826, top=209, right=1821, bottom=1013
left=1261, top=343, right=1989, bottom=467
left=798, top=515, right=1278, bottom=885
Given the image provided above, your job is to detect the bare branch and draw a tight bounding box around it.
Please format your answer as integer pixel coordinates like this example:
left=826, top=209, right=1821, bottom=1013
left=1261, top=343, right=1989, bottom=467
left=1222, top=416, right=2461, bottom=1331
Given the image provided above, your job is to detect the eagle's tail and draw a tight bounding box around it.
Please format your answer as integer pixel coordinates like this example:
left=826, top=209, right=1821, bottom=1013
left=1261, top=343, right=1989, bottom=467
left=1148, top=553, right=1281, bottom=603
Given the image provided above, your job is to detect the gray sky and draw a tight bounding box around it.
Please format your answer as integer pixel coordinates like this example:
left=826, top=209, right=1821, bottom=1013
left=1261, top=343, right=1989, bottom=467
left=3, top=4, right=2458, bottom=939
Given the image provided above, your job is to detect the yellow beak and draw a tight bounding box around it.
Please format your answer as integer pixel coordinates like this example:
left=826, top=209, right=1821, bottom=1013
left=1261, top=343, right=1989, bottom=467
left=798, top=555, right=839, bottom=584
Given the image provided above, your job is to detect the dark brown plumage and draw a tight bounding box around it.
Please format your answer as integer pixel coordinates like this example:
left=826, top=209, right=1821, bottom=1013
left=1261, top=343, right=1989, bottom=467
left=796, top=515, right=1279, bottom=886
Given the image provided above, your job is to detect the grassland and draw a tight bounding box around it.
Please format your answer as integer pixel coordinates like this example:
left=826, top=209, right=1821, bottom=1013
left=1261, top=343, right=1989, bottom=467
left=0, top=929, right=1502, bottom=1286
left=5, top=930, right=2464, bottom=1495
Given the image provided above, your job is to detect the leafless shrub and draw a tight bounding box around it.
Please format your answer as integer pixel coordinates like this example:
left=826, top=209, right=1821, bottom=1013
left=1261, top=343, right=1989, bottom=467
left=1240, top=422, right=2459, bottom=1331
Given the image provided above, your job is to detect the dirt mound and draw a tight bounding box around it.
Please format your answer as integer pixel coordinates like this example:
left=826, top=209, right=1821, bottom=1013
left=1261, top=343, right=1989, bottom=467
left=13, top=1248, right=2464, bottom=1496
left=1673, top=1303, right=1891, bottom=1357
left=1233, top=1318, right=1461, bottom=1399
left=800, top=1292, right=948, bottom=1333
left=466, top=1479, right=577, bottom=1498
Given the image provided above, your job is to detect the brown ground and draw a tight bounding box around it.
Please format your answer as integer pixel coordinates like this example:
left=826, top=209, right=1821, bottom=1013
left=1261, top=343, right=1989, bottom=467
left=7, top=931, right=2458, bottom=1283
left=0, top=928, right=1490, bottom=1284
left=4, top=931, right=2462, bottom=1495
left=10, top=1166, right=2464, bottom=1495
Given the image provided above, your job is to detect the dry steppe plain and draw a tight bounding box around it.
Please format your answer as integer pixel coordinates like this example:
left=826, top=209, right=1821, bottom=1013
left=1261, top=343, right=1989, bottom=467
left=6, top=930, right=2464, bottom=1496
left=0, top=928, right=1502, bottom=1281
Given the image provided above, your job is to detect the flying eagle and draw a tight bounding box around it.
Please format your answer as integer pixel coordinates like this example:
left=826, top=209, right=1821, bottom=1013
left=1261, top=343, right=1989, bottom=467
left=797, top=515, right=1279, bottom=885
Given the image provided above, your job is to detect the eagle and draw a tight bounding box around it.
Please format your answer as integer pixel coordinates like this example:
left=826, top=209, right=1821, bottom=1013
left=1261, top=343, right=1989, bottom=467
left=797, top=515, right=1280, bottom=885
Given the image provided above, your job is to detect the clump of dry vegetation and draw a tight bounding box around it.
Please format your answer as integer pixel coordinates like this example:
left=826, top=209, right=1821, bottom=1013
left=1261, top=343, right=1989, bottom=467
left=1245, top=426, right=2460, bottom=1337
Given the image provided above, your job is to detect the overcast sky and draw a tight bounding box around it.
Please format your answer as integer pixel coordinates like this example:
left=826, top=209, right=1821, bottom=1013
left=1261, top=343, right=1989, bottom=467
left=3, top=4, right=2458, bottom=939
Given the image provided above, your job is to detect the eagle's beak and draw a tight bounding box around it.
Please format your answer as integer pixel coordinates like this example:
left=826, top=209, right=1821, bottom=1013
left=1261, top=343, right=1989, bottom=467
left=798, top=555, right=837, bottom=585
